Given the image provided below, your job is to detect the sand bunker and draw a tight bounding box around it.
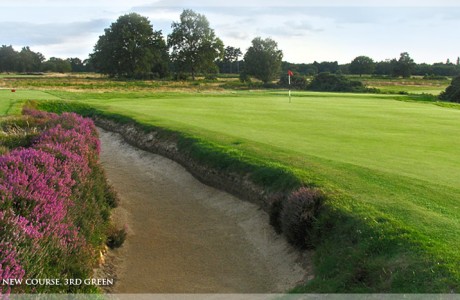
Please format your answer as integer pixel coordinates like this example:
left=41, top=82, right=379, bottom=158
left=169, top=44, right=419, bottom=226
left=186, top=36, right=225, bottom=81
left=98, top=127, right=311, bottom=293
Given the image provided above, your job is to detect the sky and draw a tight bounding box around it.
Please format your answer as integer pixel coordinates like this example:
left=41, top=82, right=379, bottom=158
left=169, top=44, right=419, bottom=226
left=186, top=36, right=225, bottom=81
left=1, top=0, right=460, bottom=64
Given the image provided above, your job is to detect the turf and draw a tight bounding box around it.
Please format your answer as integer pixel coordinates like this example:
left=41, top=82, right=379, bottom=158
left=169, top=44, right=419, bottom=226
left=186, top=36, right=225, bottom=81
left=9, top=86, right=460, bottom=291
left=0, top=89, right=60, bottom=115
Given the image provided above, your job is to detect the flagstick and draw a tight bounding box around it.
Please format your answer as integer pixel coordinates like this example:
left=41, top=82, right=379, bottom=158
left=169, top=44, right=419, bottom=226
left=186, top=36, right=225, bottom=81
left=288, top=74, right=291, bottom=103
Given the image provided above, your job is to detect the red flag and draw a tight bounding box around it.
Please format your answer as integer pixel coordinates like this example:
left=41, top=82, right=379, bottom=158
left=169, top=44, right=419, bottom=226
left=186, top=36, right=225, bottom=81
left=287, top=70, right=293, bottom=76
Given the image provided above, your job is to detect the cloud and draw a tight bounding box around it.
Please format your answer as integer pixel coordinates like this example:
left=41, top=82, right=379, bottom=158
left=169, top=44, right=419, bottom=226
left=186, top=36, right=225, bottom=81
left=0, top=19, right=109, bottom=46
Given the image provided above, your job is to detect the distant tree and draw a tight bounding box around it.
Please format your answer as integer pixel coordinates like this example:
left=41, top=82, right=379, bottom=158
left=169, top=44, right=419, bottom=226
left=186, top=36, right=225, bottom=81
left=373, top=60, right=393, bottom=76
left=457, top=57, right=459, bottom=66
left=339, top=63, right=350, bottom=75
left=68, top=57, right=85, bottom=72
left=168, top=9, right=224, bottom=80
left=223, top=46, right=242, bottom=73
left=17, top=47, right=44, bottom=72
left=83, top=58, right=95, bottom=73
left=392, top=52, right=415, bottom=78
left=308, top=72, right=367, bottom=92
left=313, top=61, right=339, bottom=73
left=244, top=37, right=283, bottom=83
left=0, top=45, right=19, bottom=73
left=90, top=13, right=169, bottom=79
left=42, top=57, right=71, bottom=73
left=349, top=56, right=375, bottom=76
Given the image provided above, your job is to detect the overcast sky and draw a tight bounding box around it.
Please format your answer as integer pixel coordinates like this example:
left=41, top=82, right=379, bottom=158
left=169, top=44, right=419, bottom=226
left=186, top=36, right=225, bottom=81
left=1, top=0, right=460, bottom=64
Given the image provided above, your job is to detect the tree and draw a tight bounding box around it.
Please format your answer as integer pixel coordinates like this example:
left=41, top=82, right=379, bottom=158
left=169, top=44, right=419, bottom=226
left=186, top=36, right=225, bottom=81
left=439, top=75, right=460, bottom=103
left=90, top=13, right=169, bottom=79
left=349, top=55, right=375, bottom=77
left=313, top=61, right=339, bottom=73
left=392, top=52, right=415, bottom=78
left=244, top=37, right=283, bottom=84
left=224, top=46, right=242, bottom=74
left=17, top=47, right=44, bottom=72
left=168, top=9, right=224, bottom=80
left=42, top=57, right=71, bottom=73
left=68, top=57, right=85, bottom=72
left=0, top=45, right=19, bottom=73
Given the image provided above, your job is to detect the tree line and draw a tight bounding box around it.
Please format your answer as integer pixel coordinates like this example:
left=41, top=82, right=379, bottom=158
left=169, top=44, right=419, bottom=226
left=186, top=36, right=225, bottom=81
left=0, top=45, right=93, bottom=73
left=283, top=53, right=460, bottom=78
left=1, top=10, right=459, bottom=81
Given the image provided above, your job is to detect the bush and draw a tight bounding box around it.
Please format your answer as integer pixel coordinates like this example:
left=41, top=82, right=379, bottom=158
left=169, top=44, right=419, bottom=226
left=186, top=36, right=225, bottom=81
left=204, top=73, right=217, bottom=81
left=280, top=187, right=324, bottom=249
left=173, top=72, right=188, bottom=81
left=239, top=71, right=251, bottom=83
left=278, top=73, right=308, bottom=90
left=106, top=224, right=127, bottom=249
left=439, top=75, right=460, bottom=103
left=423, top=74, right=448, bottom=80
left=308, top=72, right=368, bottom=93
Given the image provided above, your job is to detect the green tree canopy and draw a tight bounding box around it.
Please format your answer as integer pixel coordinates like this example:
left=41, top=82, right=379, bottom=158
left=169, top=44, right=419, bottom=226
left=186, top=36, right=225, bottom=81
left=224, top=46, right=242, bottom=73
left=439, top=75, right=460, bottom=103
left=168, top=9, right=224, bottom=80
left=17, top=47, right=44, bottom=73
left=349, top=55, right=375, bottom=76
left=42, top=57, right=72, bottom=73
left=392, top=52, right=416, bottom=78
left=0, top=45, right=19, bottom=72
left=244, top=37, right=283, bottom=83
left=90, top=13, right=169, bottom=79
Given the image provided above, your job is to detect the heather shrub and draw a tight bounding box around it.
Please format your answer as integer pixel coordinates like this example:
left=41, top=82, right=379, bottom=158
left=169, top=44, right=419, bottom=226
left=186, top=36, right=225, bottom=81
left=280, top=187, right=324, bottom=249
left=0, top=109, right=114, bottom=294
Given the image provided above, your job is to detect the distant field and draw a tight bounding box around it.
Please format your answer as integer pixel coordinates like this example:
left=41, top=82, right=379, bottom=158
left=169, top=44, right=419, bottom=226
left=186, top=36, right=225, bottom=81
left=0, top=73, right=451, bottom=95
left=360, top=76, right=450, bottom=95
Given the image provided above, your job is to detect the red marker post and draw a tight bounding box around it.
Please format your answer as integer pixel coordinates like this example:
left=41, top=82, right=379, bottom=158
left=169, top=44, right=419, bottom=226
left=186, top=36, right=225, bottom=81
left=287, top=70, right=293, bottom=103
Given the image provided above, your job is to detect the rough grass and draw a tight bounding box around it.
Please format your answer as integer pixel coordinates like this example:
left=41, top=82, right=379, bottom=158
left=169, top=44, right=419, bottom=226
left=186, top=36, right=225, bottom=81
left=359, top=76, right=450, bottom=95
left=32, top=88, right=460, bottom=292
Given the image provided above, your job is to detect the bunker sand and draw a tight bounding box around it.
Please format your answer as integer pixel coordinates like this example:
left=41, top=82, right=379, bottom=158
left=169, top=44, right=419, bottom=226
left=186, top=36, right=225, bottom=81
left=98, top=128, right=310, bottom=293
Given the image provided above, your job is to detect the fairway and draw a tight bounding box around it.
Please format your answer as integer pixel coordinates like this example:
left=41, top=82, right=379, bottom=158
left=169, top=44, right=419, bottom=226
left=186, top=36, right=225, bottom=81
left=0, top=89, right=61, bottom=115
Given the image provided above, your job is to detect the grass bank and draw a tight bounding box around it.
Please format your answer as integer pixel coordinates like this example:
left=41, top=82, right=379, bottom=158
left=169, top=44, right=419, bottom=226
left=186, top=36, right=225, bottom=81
left=32, top=91, right=460, bottom=293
